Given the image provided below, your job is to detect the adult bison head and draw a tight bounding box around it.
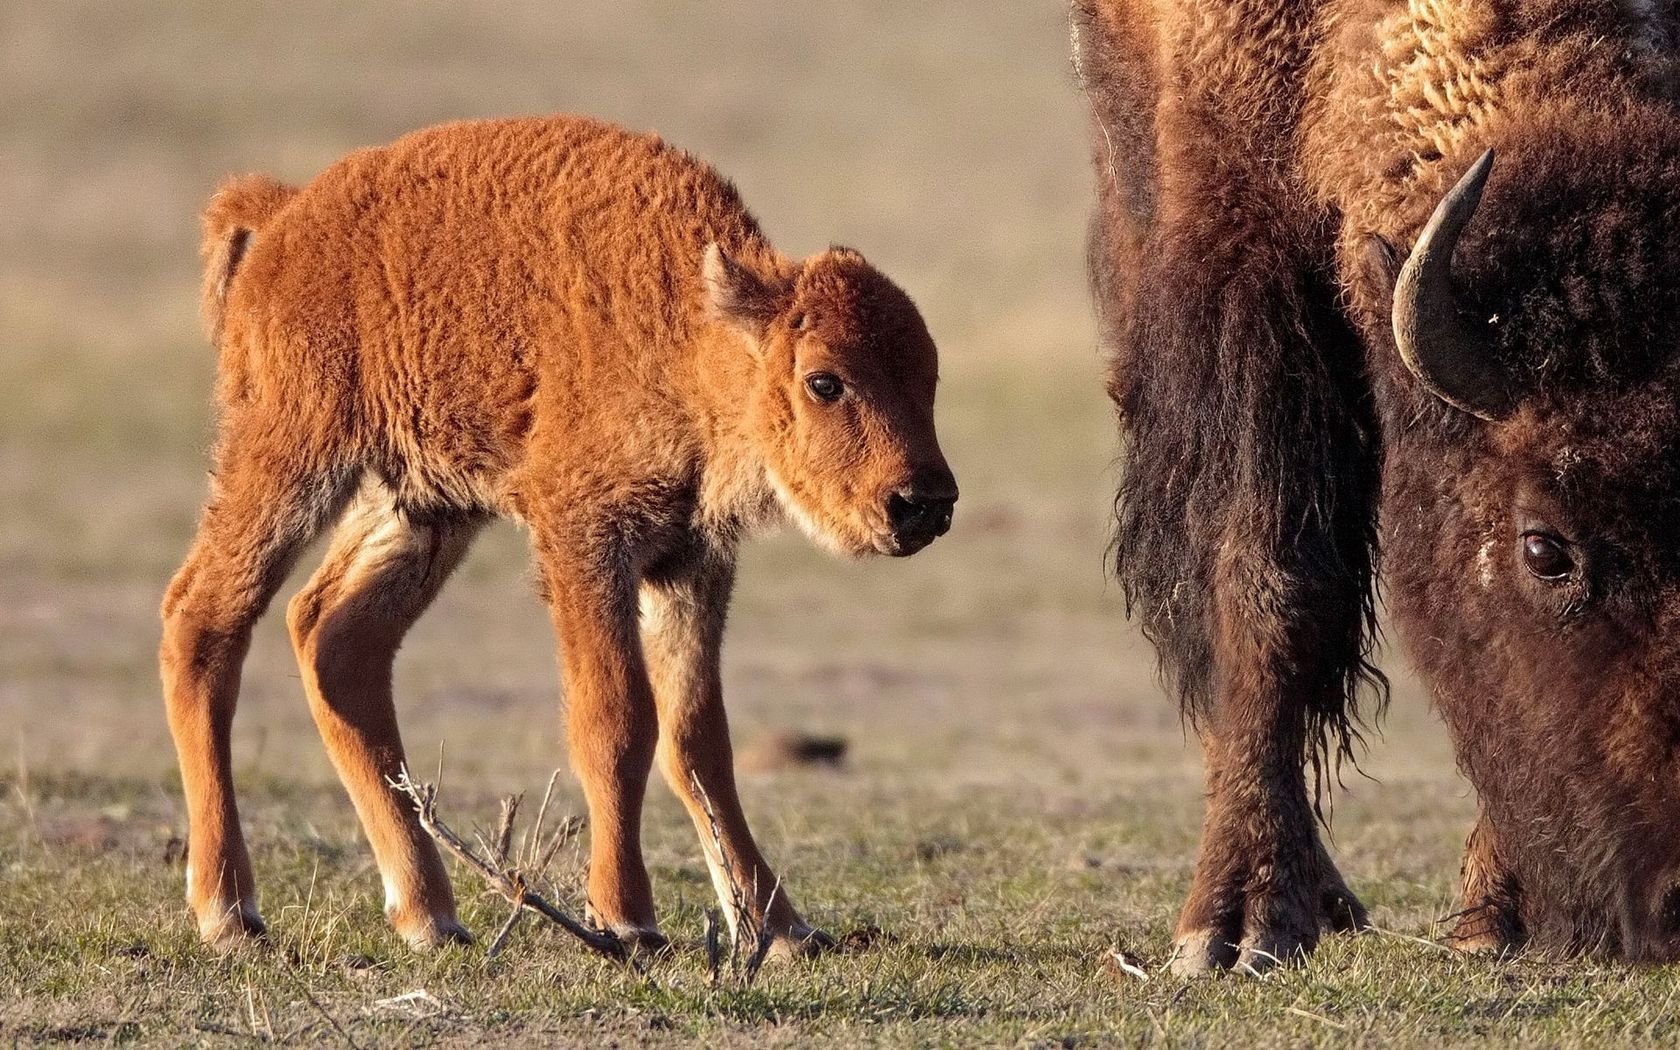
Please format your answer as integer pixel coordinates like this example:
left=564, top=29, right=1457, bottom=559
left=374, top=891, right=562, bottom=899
left=1366, top=143, right=1680, bottom=960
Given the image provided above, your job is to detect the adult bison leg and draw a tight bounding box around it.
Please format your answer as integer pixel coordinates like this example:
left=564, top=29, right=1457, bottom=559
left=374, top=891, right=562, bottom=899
left=1107, top=224, right=1382, bottom=975
left=286, top=489, right=484, bottom=949
left=1448, top=812, right=1524, bottom=953
left=639, top=547, right=831, bottom=959
left=1079, top=0, right=1380, bottom=975
left=1173, top=559, right=1375, bottom=972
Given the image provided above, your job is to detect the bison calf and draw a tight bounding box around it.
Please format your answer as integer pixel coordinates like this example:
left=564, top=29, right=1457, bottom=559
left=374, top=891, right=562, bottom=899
left=161, top=114, right=956, bottom=953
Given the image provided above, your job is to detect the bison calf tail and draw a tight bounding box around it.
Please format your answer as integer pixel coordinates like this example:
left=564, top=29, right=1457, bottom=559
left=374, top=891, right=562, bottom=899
left=200, top=174, right=297, bottom=346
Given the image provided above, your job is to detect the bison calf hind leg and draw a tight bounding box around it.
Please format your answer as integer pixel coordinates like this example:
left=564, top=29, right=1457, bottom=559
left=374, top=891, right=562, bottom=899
left=287, top=489, right=483, bottom=949
left=161, top=422, right=354, bottom=948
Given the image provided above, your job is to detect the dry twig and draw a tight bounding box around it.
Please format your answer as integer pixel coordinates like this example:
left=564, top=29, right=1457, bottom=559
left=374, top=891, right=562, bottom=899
left=1365, top=923, right=1456, bottom=954
left=689, top=773, right=781, bottom=984
left=524, top=770, right=563, bottom=869
left=485, top=903, right=526, bottom=959
left=493, top=794, right=521, bottom=865
left=1105, top=945, right=1151, bottom=982
left=387, top=767, right=626, bottom=963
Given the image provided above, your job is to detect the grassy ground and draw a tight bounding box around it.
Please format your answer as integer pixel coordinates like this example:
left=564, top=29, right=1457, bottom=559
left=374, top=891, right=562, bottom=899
left=3, top=2, right=1678, bottom=1045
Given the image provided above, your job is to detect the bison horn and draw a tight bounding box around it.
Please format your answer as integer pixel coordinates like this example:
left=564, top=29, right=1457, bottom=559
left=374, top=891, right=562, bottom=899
left=1391, top=149, right=1512, bottom=420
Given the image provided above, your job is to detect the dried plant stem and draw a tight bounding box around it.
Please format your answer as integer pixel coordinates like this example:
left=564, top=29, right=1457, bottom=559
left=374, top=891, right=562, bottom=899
left=493, top=793, right=521, bottom=864
left=524, top=770, right=564, bottom=869
left=703, top=908, right=723, bottom=986
left=689, top=772, right=780, bottom=983
left=388, top=767, right=625, bottom=962
left=486, top=904, right=526, bottom=960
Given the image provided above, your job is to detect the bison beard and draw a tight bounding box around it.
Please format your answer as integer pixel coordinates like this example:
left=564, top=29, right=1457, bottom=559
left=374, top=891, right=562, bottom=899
left=1078, top=0, right=1680, bottom=966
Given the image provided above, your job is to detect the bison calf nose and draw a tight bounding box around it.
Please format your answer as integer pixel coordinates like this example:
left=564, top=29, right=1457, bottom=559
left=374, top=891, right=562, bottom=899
left=910, top=466, right=959, bottom=503
left=883, top=468, right=957, bottom=552
left=887, top=488, right=957, bottom=541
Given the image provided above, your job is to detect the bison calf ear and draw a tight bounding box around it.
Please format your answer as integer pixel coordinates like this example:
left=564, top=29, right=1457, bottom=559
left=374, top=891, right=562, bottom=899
left=703, top=243, right=788, bottom=343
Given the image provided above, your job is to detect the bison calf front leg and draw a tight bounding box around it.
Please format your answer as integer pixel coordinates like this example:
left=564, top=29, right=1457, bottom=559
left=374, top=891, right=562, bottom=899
left=538, top=542, right=666, bottom=955
left=640, top=553, right=831, bottom=959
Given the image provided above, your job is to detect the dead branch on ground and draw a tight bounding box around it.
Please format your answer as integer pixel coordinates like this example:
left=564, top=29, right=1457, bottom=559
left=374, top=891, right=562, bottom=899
left=690, top=772, right=781, bottom=984
left=387, top=766, right=625, bottom=964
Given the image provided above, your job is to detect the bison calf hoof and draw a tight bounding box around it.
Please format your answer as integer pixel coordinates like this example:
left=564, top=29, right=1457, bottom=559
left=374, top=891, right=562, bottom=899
left=616, top=927, right=673, bottom=959
left=584, top=904, right=669, bottom=958
left=393, top=913, right=473, bottom=951
left=196, top=900, right=268, bottom=952
left=760, top=923, right=838, bottom=964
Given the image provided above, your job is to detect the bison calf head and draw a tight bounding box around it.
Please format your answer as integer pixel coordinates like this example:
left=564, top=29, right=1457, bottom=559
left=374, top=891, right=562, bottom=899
left=704, top=243, right=956, bottom=557
left=1368, top=145, right=1680, bottom=959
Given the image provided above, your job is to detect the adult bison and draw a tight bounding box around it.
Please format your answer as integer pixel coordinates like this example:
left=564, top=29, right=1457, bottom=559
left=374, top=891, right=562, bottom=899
left=1074, top=0, right=1680, bottom=968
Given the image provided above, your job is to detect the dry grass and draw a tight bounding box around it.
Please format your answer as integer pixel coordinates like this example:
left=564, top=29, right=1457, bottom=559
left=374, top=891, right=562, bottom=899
left=3, top=1, right=1677, bottom=1045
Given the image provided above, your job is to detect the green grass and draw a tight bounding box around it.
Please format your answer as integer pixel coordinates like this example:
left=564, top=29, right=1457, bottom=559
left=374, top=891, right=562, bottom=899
left=6, top=768, right=1679, bottom=1047
left=4, top=1, right=1679, bottom=1045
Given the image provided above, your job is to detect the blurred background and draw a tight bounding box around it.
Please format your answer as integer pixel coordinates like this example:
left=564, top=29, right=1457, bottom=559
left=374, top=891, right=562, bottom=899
left=2, top=0, right=1459, bottom=917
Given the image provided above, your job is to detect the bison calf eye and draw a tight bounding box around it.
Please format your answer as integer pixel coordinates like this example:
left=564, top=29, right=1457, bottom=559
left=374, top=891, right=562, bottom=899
left=805, top=372, right=844, bottom=403
left=1521, top=532, right=1573, bottom=581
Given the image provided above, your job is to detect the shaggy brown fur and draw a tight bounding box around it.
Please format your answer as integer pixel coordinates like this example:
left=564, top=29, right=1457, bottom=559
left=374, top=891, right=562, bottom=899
left=161, top=114, right=955, bottom=953
left=1076, top=0, right=1680, bottom=967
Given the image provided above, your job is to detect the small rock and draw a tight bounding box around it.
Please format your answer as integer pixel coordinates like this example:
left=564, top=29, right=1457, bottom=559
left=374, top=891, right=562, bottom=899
left=735, top=731, right=848, bottom=773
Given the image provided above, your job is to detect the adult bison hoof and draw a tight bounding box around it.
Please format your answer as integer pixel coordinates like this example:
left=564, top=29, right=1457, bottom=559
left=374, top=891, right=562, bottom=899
left=1445, top=902, right=1522, bottom=956
left=1168, top=871, right=1369, bottom=976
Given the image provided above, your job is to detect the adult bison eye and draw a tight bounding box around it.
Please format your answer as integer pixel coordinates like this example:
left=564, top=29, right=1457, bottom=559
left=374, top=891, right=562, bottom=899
left=805, top=372, right=844, bottom=403
left=1521, top=532, right=1573, bottom=581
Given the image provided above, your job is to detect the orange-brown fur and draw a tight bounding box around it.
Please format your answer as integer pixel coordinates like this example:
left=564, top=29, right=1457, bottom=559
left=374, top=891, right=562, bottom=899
left=162, top=114, right=955, bottom=952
